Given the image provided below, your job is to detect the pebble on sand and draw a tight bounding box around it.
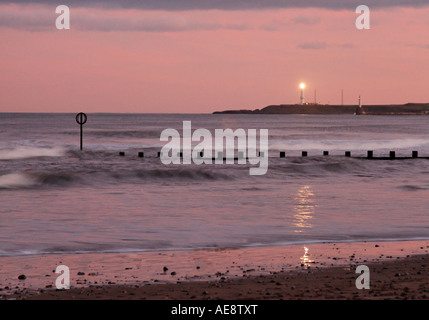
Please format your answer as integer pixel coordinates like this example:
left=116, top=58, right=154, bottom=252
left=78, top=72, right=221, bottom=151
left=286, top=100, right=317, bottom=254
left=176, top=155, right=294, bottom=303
left=18, top=275, right=26, bottom=280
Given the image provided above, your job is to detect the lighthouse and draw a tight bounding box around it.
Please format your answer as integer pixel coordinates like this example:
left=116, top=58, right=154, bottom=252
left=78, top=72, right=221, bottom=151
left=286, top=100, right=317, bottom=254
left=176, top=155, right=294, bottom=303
left=300, top=83, right=306, bottom=105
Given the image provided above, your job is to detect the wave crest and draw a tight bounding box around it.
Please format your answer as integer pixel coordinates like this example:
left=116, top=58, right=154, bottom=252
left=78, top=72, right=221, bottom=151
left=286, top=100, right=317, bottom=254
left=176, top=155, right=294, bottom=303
left=0, top=173, right=37, bottom=189
left=0, top=146, right=65, bottom=160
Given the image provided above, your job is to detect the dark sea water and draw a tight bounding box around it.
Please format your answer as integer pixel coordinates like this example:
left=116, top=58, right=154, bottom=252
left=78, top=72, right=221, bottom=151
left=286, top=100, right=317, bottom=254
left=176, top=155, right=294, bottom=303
left=1, top=113, right=429, bottom=257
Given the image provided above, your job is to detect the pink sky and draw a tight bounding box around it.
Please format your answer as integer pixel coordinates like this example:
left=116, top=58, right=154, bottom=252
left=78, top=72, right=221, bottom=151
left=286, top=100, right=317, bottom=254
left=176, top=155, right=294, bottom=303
left=0, top=4, right=429, bottom=113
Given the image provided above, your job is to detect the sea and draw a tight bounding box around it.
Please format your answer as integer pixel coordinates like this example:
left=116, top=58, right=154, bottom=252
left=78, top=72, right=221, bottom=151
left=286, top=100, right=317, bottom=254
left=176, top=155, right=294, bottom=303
left=1, top=113, right=429, bottom=258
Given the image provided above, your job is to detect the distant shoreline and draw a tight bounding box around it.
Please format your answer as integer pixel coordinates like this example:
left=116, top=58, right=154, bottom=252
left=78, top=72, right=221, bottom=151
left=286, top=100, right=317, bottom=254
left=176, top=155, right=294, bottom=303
left=213, top=103, right=429, bottom=115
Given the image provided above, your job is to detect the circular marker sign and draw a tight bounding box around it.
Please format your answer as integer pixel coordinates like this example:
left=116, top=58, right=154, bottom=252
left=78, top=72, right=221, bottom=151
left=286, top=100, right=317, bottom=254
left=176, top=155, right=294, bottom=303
left=76, top=112, right=87, bottom=125
left=76, top=112, right=87, bottom=150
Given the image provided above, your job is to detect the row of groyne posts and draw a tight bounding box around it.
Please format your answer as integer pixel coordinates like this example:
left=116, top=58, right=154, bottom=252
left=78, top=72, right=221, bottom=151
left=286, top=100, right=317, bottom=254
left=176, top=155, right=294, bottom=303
left=116, top=150, right=427, bottom=160
left=76, top=113, right=427, bottom=160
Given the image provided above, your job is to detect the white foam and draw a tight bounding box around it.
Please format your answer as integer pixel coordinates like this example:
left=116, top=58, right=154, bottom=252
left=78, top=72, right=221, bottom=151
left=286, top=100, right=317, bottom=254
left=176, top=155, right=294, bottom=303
left=0, top=146, right=65, bottom=160
left=0, top=173, right=37, bottom=189
left=270, top=138, right=429, bottom=151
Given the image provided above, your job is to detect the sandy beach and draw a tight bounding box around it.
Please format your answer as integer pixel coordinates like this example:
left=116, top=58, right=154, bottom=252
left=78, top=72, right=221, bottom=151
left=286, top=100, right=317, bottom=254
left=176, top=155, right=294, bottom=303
left=25, top=254, right=429, bottom=300
left=2, top=240, right=429, bottom=300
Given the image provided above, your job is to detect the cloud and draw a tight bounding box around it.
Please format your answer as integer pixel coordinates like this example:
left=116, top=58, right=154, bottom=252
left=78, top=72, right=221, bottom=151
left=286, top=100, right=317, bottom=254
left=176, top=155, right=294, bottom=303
left=0, top=6, right=53, bottom=31
left=407, top=43, right=429, bottom=49
left=292, top=16, right=321, bottom=25
left=298, top=42, right=328, bottom=50
left=0, top=0, right=429, bottom=10
left=297, top=42, right=355, bottom=50
left=334, top=43, right=355, bottom=49
left=259, top=15, right=321, bottom=32
left=0, top=6, right=251, bottom=31
left=76, top=15, right=249, bottom=32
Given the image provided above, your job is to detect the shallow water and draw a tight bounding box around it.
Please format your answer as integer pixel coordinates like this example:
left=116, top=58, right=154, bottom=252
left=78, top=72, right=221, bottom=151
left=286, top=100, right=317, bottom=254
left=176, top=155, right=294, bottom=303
left=1, top=113, right=429, bottom=256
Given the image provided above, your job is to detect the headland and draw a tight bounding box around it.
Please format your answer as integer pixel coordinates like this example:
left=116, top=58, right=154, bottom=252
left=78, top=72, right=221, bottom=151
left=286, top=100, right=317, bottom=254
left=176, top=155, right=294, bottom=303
left=213, top=103, right=429, bottom=115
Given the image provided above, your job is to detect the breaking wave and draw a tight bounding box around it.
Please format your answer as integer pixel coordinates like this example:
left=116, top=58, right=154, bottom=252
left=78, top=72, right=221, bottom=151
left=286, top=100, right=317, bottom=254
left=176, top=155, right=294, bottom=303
left=61, top=129, right=162, bottom=139
left=0, top=171, right=77, bottom=190
left=0, top=146, right=65, bottom=160
left=0, top=167, right=235, bottom=190
left=0, top=173, right=37, bottom=189
left=270, top=138, right=429, bottom=151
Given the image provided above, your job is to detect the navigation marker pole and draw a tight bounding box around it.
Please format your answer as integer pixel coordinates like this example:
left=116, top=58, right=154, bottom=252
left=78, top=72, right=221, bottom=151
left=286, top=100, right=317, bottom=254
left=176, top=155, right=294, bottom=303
left=75, top=112, right=88, bottom=151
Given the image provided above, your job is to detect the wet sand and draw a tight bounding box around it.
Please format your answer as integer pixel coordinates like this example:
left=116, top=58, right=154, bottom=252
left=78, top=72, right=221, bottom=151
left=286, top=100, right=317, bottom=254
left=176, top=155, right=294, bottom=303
left=25, top=254, right=429, bottom=300
left=2, top=240, right=429, bottom=300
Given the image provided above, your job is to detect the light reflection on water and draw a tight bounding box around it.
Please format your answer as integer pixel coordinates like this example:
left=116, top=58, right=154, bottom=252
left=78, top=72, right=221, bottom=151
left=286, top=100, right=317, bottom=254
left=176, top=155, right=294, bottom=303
left=293, top=185, right=316, bottom=233
left=300, top=246, right=314, bottom=269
